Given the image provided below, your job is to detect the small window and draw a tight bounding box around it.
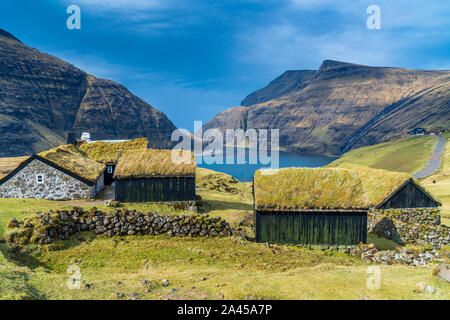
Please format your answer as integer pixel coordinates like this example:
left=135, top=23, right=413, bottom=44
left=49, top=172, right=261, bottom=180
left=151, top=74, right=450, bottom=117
left=36, top=174, right=44, bottom=184
left=107, top=166, right=113, bottom=174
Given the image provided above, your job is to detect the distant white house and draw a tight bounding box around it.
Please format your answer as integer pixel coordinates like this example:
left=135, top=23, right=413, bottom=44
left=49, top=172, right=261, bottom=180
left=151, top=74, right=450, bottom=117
left=80, top=132, right=130, bottom=144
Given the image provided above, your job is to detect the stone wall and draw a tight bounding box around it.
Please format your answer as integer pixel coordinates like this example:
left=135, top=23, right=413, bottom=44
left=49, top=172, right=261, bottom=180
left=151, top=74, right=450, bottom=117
left=0, top=159, right=96, bottom=200
left=368, top=208, right=449, bottom=249
left=5, top=208, right=234, bottom=245
left=93, top=173, right=104, bottom=197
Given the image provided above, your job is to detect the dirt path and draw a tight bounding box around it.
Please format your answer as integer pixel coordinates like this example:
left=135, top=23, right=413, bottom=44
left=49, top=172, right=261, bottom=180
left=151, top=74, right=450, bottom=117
left=413, top=136, right=446, bottom=179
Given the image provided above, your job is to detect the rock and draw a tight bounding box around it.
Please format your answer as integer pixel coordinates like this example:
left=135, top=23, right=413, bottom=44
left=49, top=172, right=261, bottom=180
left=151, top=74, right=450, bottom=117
left=141, top=280, right=148, bottom=286
left=199, top=277, right=207, bottom=281
left=414, top=282, right=426, bottom=293
left=162, top=279, right=169, bottom=287
left=84, top=283, right=92, bottom=289
left=7, top=217, right=18, bottom=228
left=425, top=286, right=436, bottom=294
left=106, top=200, right=119, bottom=208
left=128, top=292, right=139, bottom=300
left=433, top=263, right=450, bottom=282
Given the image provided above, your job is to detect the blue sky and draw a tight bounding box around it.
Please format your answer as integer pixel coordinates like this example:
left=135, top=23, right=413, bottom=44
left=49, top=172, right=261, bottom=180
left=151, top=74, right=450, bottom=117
left=1, top=0, right=449, bottom=131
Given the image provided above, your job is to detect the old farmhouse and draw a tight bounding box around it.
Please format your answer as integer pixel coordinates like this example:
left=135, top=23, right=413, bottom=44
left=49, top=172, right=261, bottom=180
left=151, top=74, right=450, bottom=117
left=0, top=145, right=105, bottom=200
left=114, top=149, right=196, bottom=202
left=79, top=138, right=149, bottom=186
left=337, top=163, right=441, bottom=209
left=253, top=168, right=370, bottom=246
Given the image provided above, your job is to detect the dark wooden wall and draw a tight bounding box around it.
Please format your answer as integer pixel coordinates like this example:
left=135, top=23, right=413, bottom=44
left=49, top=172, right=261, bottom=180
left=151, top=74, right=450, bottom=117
left=255, top=211, right=367, bottom=245
left=378, top=180, right=439, bottom=209
left=115, top=177, right=196, bottom=202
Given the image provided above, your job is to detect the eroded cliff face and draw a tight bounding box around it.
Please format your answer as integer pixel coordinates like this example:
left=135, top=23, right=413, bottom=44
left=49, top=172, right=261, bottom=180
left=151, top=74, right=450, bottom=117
left=0, top=29, right=177, bottom=157
left=204, top=60, right=450, bottom=155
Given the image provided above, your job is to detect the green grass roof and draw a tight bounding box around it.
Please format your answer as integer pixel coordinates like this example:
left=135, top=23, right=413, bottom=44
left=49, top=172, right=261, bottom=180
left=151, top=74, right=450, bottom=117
left=253, top=167, right=369, bottom=211
left=78, top=138, right=148, bottom=164
left=114, top=149, right=196, bottom=178
left=39, top=145, right=105, bottom=182
left=336, top=163, right=440, bottom=206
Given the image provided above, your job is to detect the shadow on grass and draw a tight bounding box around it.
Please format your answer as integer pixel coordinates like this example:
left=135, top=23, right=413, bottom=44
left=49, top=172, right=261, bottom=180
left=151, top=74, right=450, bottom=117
left=0, top=232, right=97, bottom=271
left=0, top=243, right=47, bottom=299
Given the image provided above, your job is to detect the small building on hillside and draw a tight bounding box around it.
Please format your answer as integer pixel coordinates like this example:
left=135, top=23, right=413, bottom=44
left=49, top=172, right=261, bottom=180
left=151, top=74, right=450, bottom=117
left=79, top=138, right=148, bottom=186
left=0, top=145, right=105, bottom=200
left=253, top=168, right=369, bottom=246
left=114, top=149, right=196, bottom=202
left=337, top=163, right=441, bottom=209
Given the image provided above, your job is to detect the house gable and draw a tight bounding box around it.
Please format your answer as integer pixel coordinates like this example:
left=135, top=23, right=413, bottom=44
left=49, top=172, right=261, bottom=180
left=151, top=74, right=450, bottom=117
left=377, top=179, right=441, bottom=209
left=0, top=155, right=96, bottom=187
left=0, top=157, right=95, bottom=200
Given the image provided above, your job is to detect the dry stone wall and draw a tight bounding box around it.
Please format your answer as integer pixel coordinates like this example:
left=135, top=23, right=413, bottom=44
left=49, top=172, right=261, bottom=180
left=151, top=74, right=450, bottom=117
left=368, top=208, right=449, bottom=249
left=5, top=208, right=234, bottom=245
left=0, top=159, right=97, bottom=200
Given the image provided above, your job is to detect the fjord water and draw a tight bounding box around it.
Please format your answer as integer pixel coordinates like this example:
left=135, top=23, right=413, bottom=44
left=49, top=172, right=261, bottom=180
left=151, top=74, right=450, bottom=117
left=196, top=148, right=337, bottom=182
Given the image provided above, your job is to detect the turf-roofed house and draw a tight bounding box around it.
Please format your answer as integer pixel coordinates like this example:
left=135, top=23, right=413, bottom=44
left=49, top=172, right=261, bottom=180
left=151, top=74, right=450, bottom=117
left=253, top=168, right=370, bottom=246
left=0, top=145, right=105, bottom=200
left=337, top=163, right=441, bottom=209
left=79, top=138, right=149, bottom=186
left=114, top=149, right=197, bottom=203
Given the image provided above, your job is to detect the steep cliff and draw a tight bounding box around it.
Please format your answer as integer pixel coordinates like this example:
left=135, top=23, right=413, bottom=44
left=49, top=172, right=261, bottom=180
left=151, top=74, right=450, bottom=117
left=0, top=29, right=177, bottom=157
left=204, top=60, right=450, bottom=155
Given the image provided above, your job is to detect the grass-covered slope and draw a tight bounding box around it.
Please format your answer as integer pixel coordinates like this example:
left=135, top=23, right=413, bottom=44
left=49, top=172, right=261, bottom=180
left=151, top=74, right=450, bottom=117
left=0, top=156, right=29, bottom=180
left=79, top=138, right=148, bottom=164
left=335, top=163, right=417, bottom=206
left=330, top=134, right=449, bottom=225
left=115, top=150, right=196, bottom=178
left=421, top=132, right=450, bottom=225
left=328, top=136, right=436, bottom=174
left=38, top=145, right=105, bottom=182
left=0, top=166, right=449, bottom=300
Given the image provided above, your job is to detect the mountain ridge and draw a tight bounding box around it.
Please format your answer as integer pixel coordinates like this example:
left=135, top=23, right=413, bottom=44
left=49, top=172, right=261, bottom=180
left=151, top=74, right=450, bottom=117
left=0, top=29, right=177, bottom=157
left=204, top=60, right=450, bottom=156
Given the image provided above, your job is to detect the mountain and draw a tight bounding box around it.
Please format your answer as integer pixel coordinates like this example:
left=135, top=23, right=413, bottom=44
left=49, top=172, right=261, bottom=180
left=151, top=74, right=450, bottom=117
left=0, top=29, right=177, bottom=157
left=204, top=60, right=450, bottom=155
left=241, top=70, right=316, bottom=106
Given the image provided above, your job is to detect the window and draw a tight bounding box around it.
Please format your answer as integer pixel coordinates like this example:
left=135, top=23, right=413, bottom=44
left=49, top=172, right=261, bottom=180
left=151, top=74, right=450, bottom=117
left=107, top=166, right=113, bottom=174
left=36, top=174, right=44, bottom=184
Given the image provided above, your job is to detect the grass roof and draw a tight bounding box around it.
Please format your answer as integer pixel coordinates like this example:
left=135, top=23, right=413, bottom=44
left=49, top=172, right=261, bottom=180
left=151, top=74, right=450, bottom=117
left=78, top=138, right=148, bottom=164
left=336, top=163, right=439, bottom=206
left=253, top=167, right=369, bottom=211
left=114, top=149, right=196, bottom=178
left=38, top=145, right=105, bottom=182
left=0, top=156, right=30, bottom=180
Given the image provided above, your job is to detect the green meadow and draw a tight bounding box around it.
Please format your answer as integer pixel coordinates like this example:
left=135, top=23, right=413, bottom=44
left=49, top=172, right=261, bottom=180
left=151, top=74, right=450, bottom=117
left=1, top=141, right=449, bottom=300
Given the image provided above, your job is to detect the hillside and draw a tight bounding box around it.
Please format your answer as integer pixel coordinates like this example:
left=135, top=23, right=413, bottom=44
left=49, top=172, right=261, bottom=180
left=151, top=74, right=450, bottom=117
left=328, top=134, right=450, bottom=225
left=204, top=60, right=450, bottom=156
left=0, top=29, right=177, bottom=157
left=327, top=136, right=436, bottom=174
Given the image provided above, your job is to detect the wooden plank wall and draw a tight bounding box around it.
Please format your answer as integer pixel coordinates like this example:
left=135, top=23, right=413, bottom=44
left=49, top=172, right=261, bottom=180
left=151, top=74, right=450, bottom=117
left=115, top=177, right=196, bottom=202
left=379, top=181, right=438, bottom=209
left=255, top=211, right=367, bottom=245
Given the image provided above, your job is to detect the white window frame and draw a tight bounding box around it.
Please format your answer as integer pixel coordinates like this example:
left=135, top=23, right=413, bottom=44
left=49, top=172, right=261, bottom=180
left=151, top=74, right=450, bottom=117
left=107, top=166, right=113, bottom=174
left=36, top=173, right=44, bottom=184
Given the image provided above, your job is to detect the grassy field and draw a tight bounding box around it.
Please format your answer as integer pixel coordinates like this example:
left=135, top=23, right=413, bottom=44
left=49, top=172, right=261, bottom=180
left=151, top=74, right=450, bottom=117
left=421, top=133, right=450, bottom=225
left=329, top=134, right=450, bottom=225
left=328, top=136, right=436, bottom=174
left=0, top=155, right=449, bottom=300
